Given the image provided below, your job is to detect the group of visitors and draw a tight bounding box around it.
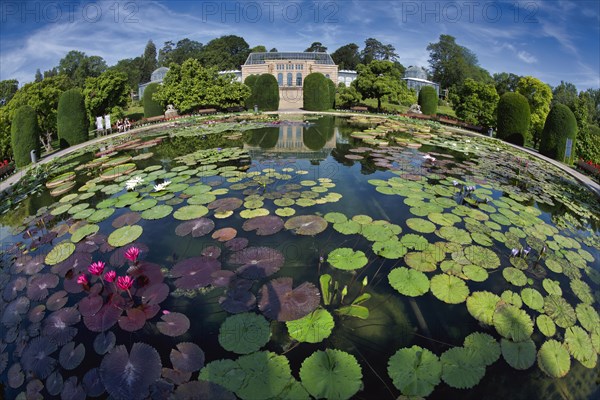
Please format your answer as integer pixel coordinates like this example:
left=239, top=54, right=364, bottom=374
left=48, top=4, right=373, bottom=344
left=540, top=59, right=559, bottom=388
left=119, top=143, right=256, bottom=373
left=116, top=118, right=132, bottom=132
left=95, top=114, right=132, bottom=135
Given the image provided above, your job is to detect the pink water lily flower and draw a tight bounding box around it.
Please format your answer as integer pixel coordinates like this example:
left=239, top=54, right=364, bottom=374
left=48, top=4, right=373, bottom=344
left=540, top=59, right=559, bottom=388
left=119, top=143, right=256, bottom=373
left=88, top=261, right=105, bottom=276
left=77, top=274, right=88, bottom=285
left=124, top=246, right=140, bottom=262
left=116, top=275, right=134, bottom=291
left=104, top=270, right=116, bottom=283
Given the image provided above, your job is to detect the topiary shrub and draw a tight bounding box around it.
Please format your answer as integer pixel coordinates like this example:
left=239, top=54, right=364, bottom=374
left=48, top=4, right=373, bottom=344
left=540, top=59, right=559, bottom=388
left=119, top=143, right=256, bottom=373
left=539, top=103, right=578, bottom=163
left=11, top=105, right=40, bottom=167
left=244, top=75, right=259, bottom=110
left=326, top=78, right=336, bottom=109
left=418, top=86, right=438, bottom=115
left=57, top=89, right=89, bottom=148
left=143, top=83, right=163, bottom=118
left=253, top=74, right=279, bottom=111
left=496, top=92, right=531, bottom=146
left=303, top=73, right=330, bottom=111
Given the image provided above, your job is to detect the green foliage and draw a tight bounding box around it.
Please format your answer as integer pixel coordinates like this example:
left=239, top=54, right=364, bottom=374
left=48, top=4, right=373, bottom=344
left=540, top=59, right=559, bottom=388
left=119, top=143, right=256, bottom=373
left=253, top=74, right=279, bottom=111
left=387, top=345, right=441, bottom=397
left=141, top=40, right=158, bottom=83
left=577, top=124, right=600, bottom=163
left=418, top=86, right=438, bottom=115
left=10, top=105, right=40, bottom=167
left=200, top=35, right=250, bottom=70
left=539, top=103, right=578, bottom=163
left=493, top=72, right=521, bottom=96
left=0, top=107, right=11, bottom=160
left=327, top=78, right=336, bottom=109
left=303, top=73, right=330, bottom=111
left=452, top=78, right=499, bottom=126
left=218, top=313, right=271, bottom=354
left=0, top=79, right=19, bottom=104
left=361, top=38, right=398, bottom=64
left=158, top=38, right=203, bottom=67
left=353, top=60, right=405, bottom=111
left=300, top=349, right=363, bottom=400
left=244, top=75, right=259, bottom=109
left=58, top=50, right=107, bottom=87
left=83, top=70, right=130, bottom=121
left=57, top=89, right=88, bottom=148
left=143, top=83, right=163, bottom=118
left=336, top=85, right=362, bottom=108
left=153, top=59, right=249, bottom=113
left=496, top=92, right=531, bottom=146
left=517, top=76, right=553, bottom=147
left=110, top=57, right=144, bottom=91
left=305, top=42, right=327, bottom=52
left=331, top=43, right=361, bottom=70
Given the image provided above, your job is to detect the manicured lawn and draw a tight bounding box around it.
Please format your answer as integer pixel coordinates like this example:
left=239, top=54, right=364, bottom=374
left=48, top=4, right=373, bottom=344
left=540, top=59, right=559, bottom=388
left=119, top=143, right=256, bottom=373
left=438, top=105, right=456, bottom=117
left=125, top=105, right=144, bottom=121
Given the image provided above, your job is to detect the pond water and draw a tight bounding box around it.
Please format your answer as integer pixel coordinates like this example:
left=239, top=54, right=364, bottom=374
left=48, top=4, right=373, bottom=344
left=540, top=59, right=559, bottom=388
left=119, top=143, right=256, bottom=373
left=0, top=115, right=599, bottom=400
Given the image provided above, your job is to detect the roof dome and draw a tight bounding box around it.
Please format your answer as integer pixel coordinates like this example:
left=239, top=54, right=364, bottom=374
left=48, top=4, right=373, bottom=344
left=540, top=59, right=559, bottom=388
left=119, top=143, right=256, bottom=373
left=151, top=67, right=169, bottom=82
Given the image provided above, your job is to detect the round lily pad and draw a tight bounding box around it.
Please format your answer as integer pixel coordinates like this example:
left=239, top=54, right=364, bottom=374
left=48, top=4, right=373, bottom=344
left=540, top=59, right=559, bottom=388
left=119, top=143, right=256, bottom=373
left=373, top=239, right=407, bottom=259
left=327, top=248, right=368, bottom=271
left=107, top=225, right=143, bottom=247
left=544, top=295, right=576, bottom=328
left=536, top=315, right=556, bottom=337
left=218, top=313, right=270, bottom=354
left=430, top=274, right=469, bottom=304
left=388, top=267, right=430, bottom=297
left=71, top=224, right=99, bottom=243
left=324, top=212, right=347, bottom=224
left=437, top=226, right=472, bottom=244
left=174, top=205, right=209, bottom=220
left=406, top=218, right=436, bottom=234
left=502, top=267, right=527, bottom=286
left=501, top=338, right=536, bottom=370
left=236, top=351, right=292, bottom=400
left=141, top=205, right=173, bottom=220
left=564, top=325, right=597, bottom=368
left=576, top=303, right=600, bottom=333
left=334, top=220, right=362, bottom=235
left=198, top=359, right=245, bottom=393
left=463, top=332, right=501, bottom=366
left=129, top=199, right=157, bottom=212
left=275, top=208, right=295, bottom=217
left=387, top=345, right=441, bottom=397
left=300, top=349, right=362, bottom=400
left=493, top=304, right=534, bottom=342
left=45, top=242, right=76, bottom=266
left=286, top=309, right=334, bottom=343
left=87, top=208, right=115, bottom=223
left=521, top=288, right=544, bottom=311
left=440, top=347, right=485, bottom=389
left=462, top=265, right=488, bottom=282
left=284, top=215, right=328, bottom=236
left=542, top=279, right=562, bottom=296
left=463, top=246, right=500, bottom=269
left=537, top=340, right=571, bottom=378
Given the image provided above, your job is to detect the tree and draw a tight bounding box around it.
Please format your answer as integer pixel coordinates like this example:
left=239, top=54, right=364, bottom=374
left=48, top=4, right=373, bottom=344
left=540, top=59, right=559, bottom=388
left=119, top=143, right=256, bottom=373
left=451, top=79, right=499, bottom=127
left=153, top=59, right=249, bottom=113
left=496, top=92, right=531, bottom=145
left=57, top=89, right=88, bottom=148
left=353, top=60, right=403, bottom=112
left=141, top=40, right=158, bottom=83
left=418, top=86, right=438, bottom=115
left=11, top=105, right=40, bottom=167
left=305, top=42, right=327, bottom=53
left=577, top=124, right=600, bottom=163
left=539, top=104, right=577, bottom=163
left=200, top=35, right=250, bottom=70
left=83, top=70, right=130, bottom=121
left=269, top=48, right=278, bottom=53
left=44, top=68, right=58, bottom=79
left=0, top=107, right=11, bottom=160
left=517, top=76, right=553, bottom=147
left=493, top=72, right=521, bottom=96
left=143, top=83, right=163, bottom=118
left=583, top=88, right=600, bottom=124
left=158, top=39, right=203, bottom=66
left=303, top=73, right=331, bottom=111
left=361, top=38, right=398, bottom=64
left=0, top=79, right=19, bottom=106
left=250, top=45, right=267, bottom=53
left=110, top=57, right=144, bottom=90
left=58, top=50, right=107, bottom=86
left=336, top=85, right=362, bottom=108
left=552, top=81, right=578, bottom=107
left=35, top=69, right=43, bottom=83
left=331, top=43, right=361, bottom=70
left=253, top=74, right=279, bottom=111
left=244, top=75, right=259, bottom=109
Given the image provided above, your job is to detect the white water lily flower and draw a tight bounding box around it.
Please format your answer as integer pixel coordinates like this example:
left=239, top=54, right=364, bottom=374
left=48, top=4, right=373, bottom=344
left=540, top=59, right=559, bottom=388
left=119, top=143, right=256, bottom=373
left=124, top=176, right=143, bottom=190
left=153, top=180, right=171, bottom=192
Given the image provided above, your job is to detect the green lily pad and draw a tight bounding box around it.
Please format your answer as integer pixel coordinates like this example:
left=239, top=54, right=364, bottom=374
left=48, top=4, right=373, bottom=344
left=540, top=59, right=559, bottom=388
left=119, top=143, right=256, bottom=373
left=174, top=205, right=209, bottom=220
left=333, top=220, right=362, bottom=235
left=67, top=203, right=90, bottom=215
left=501, top=338, right=536, bottom=370
left=129, top=198, right=158, bottom=212
left=198, top=359, right=245, bottom=392
left=141, top=205, right=173, bottom=220
left=324, top=212, right=347, bottom=224
left=387, top=346, right=441, bottom=397
left=51, top=204, right=72, bottom=216
left=373, top=239, right=407, bottom=259
left=428, top=212, right=460, bottom=226
left=400, top=234, right=428, bottom=251
left=327, top=248, right=368, bottom=271
left=218, top=313, right=271, bottom=355
left=493, top=304, right=534, bottom=342
left=570, top=279, right=594, bottom=305
left=576, top=303, right=600, bottom=333
left=537, top=340, right=571, bottom=378
left=361, top=223, right=398, bottom=242
left=352, top=215, right=372, bottom=225
left=502, top=267, right=527, bottom=286
left=388, top=267, right=430, bottom=297
left=440, top=347, right=485, bottom=389
left=564, top=326, right=597, bottom=368
left=430, top=274, right=469, bottom=304
left=542, top=279, right=562, bottom=296
left=286, top=309, right=334, bottom=343
left=544, top=295, right=576, bottom=328
left=45, top=242, right=76, bottom=266
left=275, top=208, right=295, bottom=217
left=300, top=349, right=362, bottom=400
left=406, top=218, right=436, bottom=234
left=437, top=226, right=472, bottom=245
left=71, top=224, right=99, bottom=243
left=501, top=290, right=523, bottom=308
left=536, top=315, right=556, bottom=337
left=462, top=265, right=488, bottom=282
left=463, top=332, right=501, bottom=366
left=521, top=288, right=544, bottom=311
left=87, top=208, right=115, bottom=223
left=108, top=225, right=143, bottom=247
left=404, top=252, right=437, bottom=272
left=335, top=304, right=369, bottom=319
left=274, top=198, right=295, bottom=207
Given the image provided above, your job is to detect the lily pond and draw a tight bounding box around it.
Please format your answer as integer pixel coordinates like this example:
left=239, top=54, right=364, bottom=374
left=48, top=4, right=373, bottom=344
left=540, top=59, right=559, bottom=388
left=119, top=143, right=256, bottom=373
left=0, top=114, right=599, bottom=400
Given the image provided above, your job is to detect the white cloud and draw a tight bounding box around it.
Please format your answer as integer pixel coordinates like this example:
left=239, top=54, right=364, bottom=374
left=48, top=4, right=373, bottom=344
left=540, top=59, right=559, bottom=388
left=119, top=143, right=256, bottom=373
left=517, top=50, right=537, bottom=64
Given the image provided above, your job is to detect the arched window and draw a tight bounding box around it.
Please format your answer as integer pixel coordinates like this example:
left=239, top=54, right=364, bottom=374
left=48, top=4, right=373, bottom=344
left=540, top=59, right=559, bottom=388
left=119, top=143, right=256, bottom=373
left=287, top=73, right=293, bottom=86
left=296, top=73, right=302, bottom=86
left=277, top=73, right=283, bottom=86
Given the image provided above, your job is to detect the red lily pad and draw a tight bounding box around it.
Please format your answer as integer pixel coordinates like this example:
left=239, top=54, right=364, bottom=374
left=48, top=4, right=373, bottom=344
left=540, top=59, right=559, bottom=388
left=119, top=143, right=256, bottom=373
left=111, top=212, right=142, bottom=228
left=229, top=247, right=285, bottom=279
left=140, top=283, right=170, bottom=305
left=157, top=312, right=190, bottom=336
left=242, top=215, right=284, bottom=236
left=172, top=256, right=221, bottom=290
left=83, top=303, right=122, bottom=333
left=46, top=290, right=68, bottom=311
left=211, top=227, right=237, bottom=242
left=201, top=245, right=222, bottom=258
left=78, top=295, right=104, bottom=317
left=170, top=342, right=205, bottom=373
left=284, top=215, right=328, bottom=235
left=42, top=307, right=80, bottom=345
left=175, top=218, right=215, bottom=237
left=207, top=197, right=243, bottom=213
left=27, top=273, right=59, bottom=301
left=258, top=277, right=320, bottom=321
left=118, top=308, right=147, bottom=332
left=224, top=237, right=249, bottom=251
left=219, top=278, right=256, bottom=314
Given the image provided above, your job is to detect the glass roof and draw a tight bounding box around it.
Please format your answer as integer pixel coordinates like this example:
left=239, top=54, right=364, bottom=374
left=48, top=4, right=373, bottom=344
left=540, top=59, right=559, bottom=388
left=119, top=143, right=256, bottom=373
left=244, top=52, right=335, bottom=65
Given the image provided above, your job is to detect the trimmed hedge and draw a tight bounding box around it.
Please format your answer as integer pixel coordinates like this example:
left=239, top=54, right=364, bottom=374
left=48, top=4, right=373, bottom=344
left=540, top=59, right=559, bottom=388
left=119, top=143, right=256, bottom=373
left=57, top=89, right=89, bottom=148
left=539, top=103, right=578, bottom=163
left=143, top=83, right=163, bottom=118
left=11, top=105, right=40, bottom=168
left=496, top=92, right=530, bottom=146
left=244, top=74, right=259, bottom=110
left=327, top=78, right=336, bottom=109
left=418, top=86, right=437, bottom=115
left=303, top=73, right=330, bottom=111
left=253, top=74, right=279, bottom=111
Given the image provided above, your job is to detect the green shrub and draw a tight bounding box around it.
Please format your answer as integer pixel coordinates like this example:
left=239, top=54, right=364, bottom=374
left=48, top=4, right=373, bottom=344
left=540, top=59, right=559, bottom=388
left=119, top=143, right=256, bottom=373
left=253, top=74, right=279, bottom=111
left=418, top=86, right=438, bottom=115
left=576, top=124, right=600, bottom=164
left=539, top=103, right=578, bottom=163
left=327, top=78, right=336, bottom=109
left=10, top=105, right=40, bottom=167
left=143, top=83, right=163, bottom=118
left=57, top=89, right=88, bottom=148
left=303, top=73, right=330, bottom=111
left=496, top=92, right=530, bottom=146
left=244, top=75, right=259, bottom=110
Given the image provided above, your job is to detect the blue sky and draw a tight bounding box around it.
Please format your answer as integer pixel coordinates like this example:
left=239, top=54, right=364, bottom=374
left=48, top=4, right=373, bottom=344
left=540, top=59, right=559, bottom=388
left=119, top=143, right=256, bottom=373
left=1, top=0, right=599, bottom=90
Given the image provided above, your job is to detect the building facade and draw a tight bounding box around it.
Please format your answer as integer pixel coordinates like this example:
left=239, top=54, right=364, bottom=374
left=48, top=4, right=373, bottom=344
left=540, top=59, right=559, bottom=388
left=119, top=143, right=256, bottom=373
left=402, top=66, right=440, bottom=96
left=138, top=67, right=170, bottom=99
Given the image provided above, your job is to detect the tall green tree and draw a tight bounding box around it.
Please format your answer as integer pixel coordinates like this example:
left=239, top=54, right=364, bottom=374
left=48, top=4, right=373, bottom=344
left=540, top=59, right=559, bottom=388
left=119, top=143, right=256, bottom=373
left=34, top=69, right=43, bottom=83
left=305, top=42, right=327, bottom=52
left=0, top=79, right=19, bottom=106
left=583, top=88, right=600, bottom=124
left=57, top=89, right=89, bottom=148
left=153, top=59, right=249, bottom=113
left=250, top=45, right=268, bottom=53
left=83, top=70, right=130, bottom=120
left=11, top=105, right=40, bottom=167
left=141, top=40, right=158, bottom=83
left=331, top=43, right=361, bottom=70
left=0, top=107, right=11, bottom=160
left=361, top=38, right=398, bottom=64
left=493, top=72, right=521, bottom=96
left=539, top=104, right=578, bottom=163
left=451, top=79, right=499, bottom=127
left=353, top=60, right=407, bottom=112
left=58, top=50, right=107, bottom=86
left=269, top=48, right=278, bottom=52
left=110, top=57, right=144, bottom=90
left=517, top=76, right=553, bottom=147
left=200, top=35, right=250, bottom=70
left=158, top=39, right=203, bottom=66
left=551, top=81, right=578, bottom=107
